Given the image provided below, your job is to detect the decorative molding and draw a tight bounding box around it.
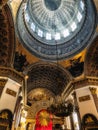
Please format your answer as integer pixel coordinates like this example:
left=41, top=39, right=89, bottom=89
left=0, top=67, right=24, bottom=84
left=63, top=76, right=98, bottom=98
left=89, top=87, right=97, bottom=95
left=0, top=4, right=15, bottom=67
left=72, top=77, right=98, bottom=89
left=79, top=95, right=91, bottom=102
left=89, top=87, right=98, bottom=112
left=0, top=79, right=7, bottom=97
left=6, top=88, right=17, bottom=97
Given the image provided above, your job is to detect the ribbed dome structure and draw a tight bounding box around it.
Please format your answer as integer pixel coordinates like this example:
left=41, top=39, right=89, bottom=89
left=25, top=0, right=85, bottom=44
left=16, top=0, right=97, bottom=60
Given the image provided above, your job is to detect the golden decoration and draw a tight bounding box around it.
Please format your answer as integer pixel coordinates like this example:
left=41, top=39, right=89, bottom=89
left=0, top=112, right=8, bottom=119
left=86, top=116, right=94, bottom=123
left=38, top=111, right=50, bottom=126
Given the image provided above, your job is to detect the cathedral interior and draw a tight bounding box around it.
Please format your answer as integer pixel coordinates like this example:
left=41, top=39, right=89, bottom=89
left=0, top=0, right=98, bottom=130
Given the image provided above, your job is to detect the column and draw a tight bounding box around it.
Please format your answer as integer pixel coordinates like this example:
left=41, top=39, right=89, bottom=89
left=71, top=91, right=82, bottom=130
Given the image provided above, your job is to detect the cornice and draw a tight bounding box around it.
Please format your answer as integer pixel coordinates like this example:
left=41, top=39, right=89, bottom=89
left=63, top=76, right=98, bottom=98
left=0, top=67, right=24, bottom=84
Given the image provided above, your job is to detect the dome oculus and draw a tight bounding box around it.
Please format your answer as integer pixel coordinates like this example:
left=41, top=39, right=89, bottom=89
left=44, top=0, right=62, bottom=11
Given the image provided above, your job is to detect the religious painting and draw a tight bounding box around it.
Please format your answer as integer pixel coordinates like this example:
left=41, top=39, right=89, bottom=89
left=82, top=114, right=98, bottom=130
left=35, top=109, right=53, bottom=130
left=0, top=109, right=13, bottom=130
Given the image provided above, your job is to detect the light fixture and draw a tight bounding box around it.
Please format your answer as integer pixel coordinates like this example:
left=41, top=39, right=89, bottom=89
left=47, top=33, right=73, bottom=117
left=47, top=100, right=73, bottom=117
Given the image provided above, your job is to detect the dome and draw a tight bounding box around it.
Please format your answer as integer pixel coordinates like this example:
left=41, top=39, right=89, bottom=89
left=25, top=0, right=85, bottom=45
left=16, top=0, right=97, bottom=60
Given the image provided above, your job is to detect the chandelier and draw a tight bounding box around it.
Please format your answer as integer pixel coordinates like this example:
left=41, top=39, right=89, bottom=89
left=46, top=18, right=74, bottom=117
left=47, top=99, right=73, bottom=117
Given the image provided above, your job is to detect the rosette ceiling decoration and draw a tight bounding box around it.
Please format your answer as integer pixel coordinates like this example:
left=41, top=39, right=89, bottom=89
left=16, top=0, right=97, bottom=60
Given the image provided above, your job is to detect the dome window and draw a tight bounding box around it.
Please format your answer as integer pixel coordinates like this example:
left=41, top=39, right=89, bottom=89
left=77, top=12, right=82, bottom=22
left=38, top=29, right=43, bottom=37
left=31, top=22, right=35, bottom=31
left=46, top=33, right=51, bottom=40
left=71, top=22, right=77, bottom=32
left=63, top=29, right=70, bottom=38
left=55, top=33, right=60, bottom=40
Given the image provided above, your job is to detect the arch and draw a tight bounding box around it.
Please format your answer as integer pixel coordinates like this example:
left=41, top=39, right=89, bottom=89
left=0, top=4, right=15, bottom=67
left=0, top=109, right=13, bottom=130
left=24, top=62, right=72, bottom=95
left=84, top=35, right=98, bottom=77
left=82, top=113, right=98, bottom=125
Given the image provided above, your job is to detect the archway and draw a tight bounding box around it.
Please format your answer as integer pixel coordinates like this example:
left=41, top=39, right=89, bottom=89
left=0, top=109, right=13, bottom=130
left=82, top=113, right=98, bottom=130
